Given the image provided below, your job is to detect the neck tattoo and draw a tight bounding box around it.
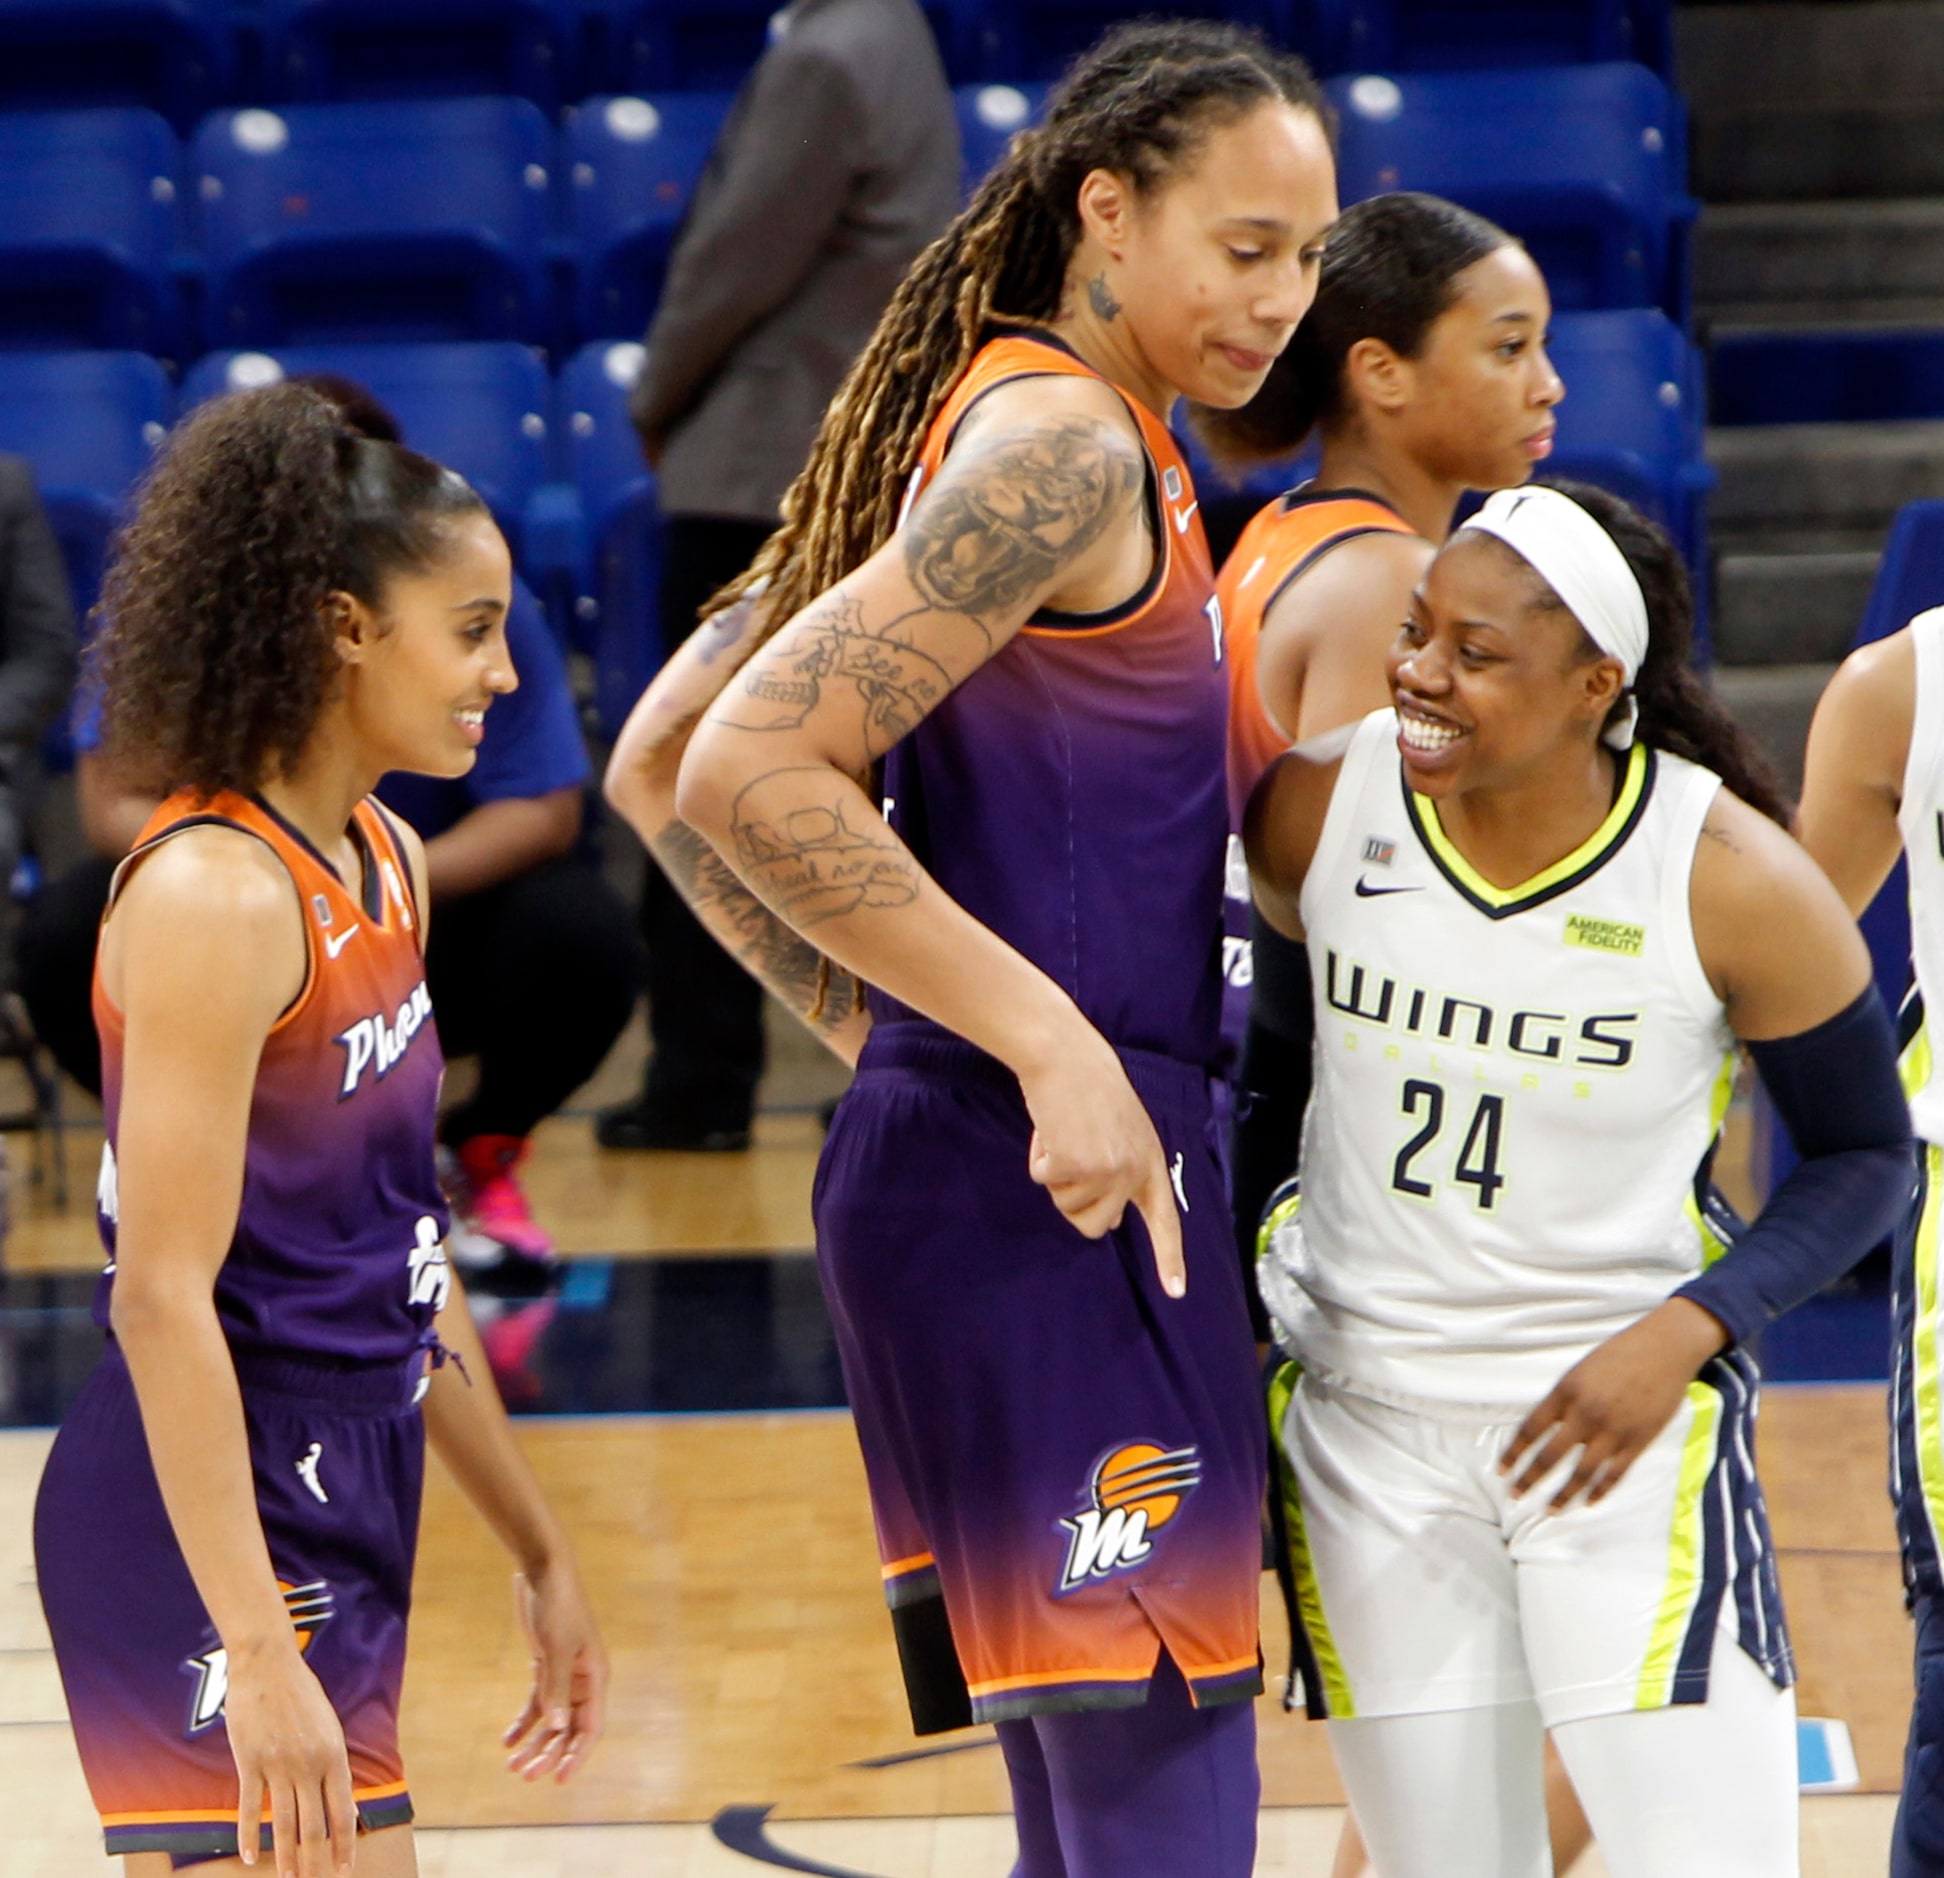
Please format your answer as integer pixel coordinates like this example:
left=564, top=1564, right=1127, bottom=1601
left=1087, top=273, right=1122, bottom=322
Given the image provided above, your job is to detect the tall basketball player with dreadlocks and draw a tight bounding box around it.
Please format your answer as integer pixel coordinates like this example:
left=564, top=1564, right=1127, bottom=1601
left=606, top=22, right=1337, bottom=1872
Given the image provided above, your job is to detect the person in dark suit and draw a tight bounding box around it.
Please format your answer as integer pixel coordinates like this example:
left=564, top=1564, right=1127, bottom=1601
left=600, top=0, right=960, bottom=1152
left=0, top=456, right=78, bottom=892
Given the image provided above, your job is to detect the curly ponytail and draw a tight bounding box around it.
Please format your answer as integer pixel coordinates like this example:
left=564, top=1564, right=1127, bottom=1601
left=704, top=17, right=1327, bottom=644
left=95, top=381, right=489, bottom=801
left=1539, top=479, right=1791, bottom=827
left=1194, top=191, right=1513, bottom=474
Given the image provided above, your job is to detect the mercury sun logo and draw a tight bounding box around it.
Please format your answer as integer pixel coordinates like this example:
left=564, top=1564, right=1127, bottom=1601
left=186, top=1580, right=334, bottom=1732
left=1056, top=1442, right=1202, bottom=1593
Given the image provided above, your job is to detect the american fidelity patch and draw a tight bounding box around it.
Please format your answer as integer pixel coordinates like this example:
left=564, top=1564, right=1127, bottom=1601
left=1564, top=913, right=1646, bottom=957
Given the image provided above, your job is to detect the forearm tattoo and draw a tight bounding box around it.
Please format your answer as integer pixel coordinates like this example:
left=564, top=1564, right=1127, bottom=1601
left=651, top=818, right=863, bottom=1030
left=902, top=414, right=1145, bottom=623
left=729, top=768, right=919, bottom=929
left=711, top=591, right=952, bottom=759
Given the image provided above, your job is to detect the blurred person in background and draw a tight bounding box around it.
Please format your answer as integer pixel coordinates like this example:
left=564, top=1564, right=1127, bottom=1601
left=0, top=450, right=79, bottom=926
left=599, top=0, right=960, bottom=1153
left=18, top=376, right=637, bottom=1289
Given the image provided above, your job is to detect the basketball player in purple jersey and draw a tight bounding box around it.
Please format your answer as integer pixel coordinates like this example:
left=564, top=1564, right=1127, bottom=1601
left=33, top=384, right=606, bottom=1877
left=607, top=21, right=1336, bottom=1873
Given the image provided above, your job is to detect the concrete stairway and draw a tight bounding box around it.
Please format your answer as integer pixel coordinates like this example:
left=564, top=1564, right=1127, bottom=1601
left=1680, top=0, right=1944, bottom=788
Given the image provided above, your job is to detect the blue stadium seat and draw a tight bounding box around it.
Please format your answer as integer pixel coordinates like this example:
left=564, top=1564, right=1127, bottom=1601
left=262, top=0, right=574, bottom=110
left=179, top=341, right=553, bottom=563
left=960, top=2, right=1293, bottom=83
left=954, top=81, right=1048, bottom=202
left=193, top=97, right=556, bottom=349
left=1308, top=0, right=1673, bottom=77
left=612, top=0, right=778, bottom=91
left=563, top=339, right=663, bottom=735
left=568, top=92, right=732, bottom=341
left=0, top=109, right=183, bottom=356
left=1326, top=63, right=1695, bottom=318
left=0, top=0, right=234, bottom=131
left=1545, top=307, right=1712, bottom=606
left=0, top=351, right=172, bottom=626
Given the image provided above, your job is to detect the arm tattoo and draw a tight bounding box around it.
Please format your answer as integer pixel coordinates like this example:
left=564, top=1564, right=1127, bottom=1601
left=651, top=818, right=863, bottom=1029
left=902, top=414, right=1145, bottom=622
left=729, top=768, right=919, bottom=929
left=711, top=592, right=953, bottom=757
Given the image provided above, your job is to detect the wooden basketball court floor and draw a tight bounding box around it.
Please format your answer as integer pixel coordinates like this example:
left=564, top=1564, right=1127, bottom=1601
left=0, top=1021, right=1916, bottom=1873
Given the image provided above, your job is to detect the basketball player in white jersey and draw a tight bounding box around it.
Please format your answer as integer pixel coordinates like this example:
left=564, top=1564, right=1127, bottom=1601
left=1797, top=621, right=1944, bottom=1876
left=1244, top=480, right=1911, bottom=1876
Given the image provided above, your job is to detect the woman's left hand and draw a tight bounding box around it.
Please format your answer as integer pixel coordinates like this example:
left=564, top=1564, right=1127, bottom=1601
left=503, top=1559, right=608, bottom=1783
left=1500, top=1297, right=1729, bottom=1513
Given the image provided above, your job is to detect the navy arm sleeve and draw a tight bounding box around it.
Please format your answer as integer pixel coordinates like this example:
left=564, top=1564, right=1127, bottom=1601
left=1231, top=911, right=1314, bottom=1342
left=1676, top=986, right=1915, bottom=1346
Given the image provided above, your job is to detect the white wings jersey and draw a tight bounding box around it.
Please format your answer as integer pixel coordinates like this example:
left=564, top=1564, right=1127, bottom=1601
left=1262, top=709, right=1737, bottom=1409
left=1899, top=609, right=1944, bottom=1145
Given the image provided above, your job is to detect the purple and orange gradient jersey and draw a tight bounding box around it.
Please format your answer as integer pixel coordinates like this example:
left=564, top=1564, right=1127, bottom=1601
left=877, top=329, right=1229, bottom=1069
left=92, top=790, right=449, bottom=1365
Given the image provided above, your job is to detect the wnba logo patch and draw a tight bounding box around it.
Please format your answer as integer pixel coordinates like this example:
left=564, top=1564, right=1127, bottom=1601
left=1056, top=1442, right=1201, bottom=1593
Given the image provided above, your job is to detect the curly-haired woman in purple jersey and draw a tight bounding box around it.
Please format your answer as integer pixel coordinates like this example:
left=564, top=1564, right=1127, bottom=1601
left=34, top=383, right=606, bottom=1878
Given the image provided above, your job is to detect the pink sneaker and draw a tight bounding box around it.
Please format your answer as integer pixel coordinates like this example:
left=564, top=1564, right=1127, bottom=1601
left=445, top=1134, right=556, bottom=1268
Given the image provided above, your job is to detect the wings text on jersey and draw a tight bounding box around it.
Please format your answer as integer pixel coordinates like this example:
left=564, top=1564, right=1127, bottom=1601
left=1323, top=947, right=1640, bottom=1070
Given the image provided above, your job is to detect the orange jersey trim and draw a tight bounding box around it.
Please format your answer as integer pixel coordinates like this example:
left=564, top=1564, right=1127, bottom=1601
left=1219, top=493, right=1418, bottom=814
left=102, top=1782, right=411, bottom=1828
left=94, top=789, right=420, bottom=1043
left=913, top=330, right=1207, bottom=642
left=880, top=1552, right=937, bottom=1580
left=966, top=1655, right=1259, bottom=1698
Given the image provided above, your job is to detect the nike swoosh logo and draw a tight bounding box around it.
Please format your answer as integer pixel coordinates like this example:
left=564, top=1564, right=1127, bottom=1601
left=324, top=924, right=361, bottom=958
left=1354, top=878, right=1423, bottom=898
left=1172, top=500, right=1200, bottom=535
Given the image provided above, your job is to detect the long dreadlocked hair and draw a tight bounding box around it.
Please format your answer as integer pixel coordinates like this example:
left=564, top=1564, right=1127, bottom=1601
left=704, top=16, right=1328, bottom=642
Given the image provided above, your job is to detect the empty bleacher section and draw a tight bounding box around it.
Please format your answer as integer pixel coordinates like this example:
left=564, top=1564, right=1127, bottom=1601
left=0, top=0, right=1714, bottom=712
left=567, top=90, right=735, bottom=340
left=0, top=351, right=170, bottom=622
left=193, top=97, right=556, bottom=347
left=1684, top=0, right=1944, bottom=789
left=1326, top=63, right=1694, bottom=317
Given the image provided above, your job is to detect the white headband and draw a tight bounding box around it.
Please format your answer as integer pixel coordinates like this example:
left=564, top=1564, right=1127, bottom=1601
left=1457, top=486, right=1650, bottom=750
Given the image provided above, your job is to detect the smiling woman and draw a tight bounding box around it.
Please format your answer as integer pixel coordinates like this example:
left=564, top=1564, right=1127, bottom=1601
left=1210, top=205, right=1571, bottom=1502
left=34, top=383, right=608, bottom=1878
left=1240, top=480, right=1909, bottom=1878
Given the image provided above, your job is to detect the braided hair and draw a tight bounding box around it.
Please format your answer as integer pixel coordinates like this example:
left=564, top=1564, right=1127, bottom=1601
left=705, top=17, right=1327, bottom=643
